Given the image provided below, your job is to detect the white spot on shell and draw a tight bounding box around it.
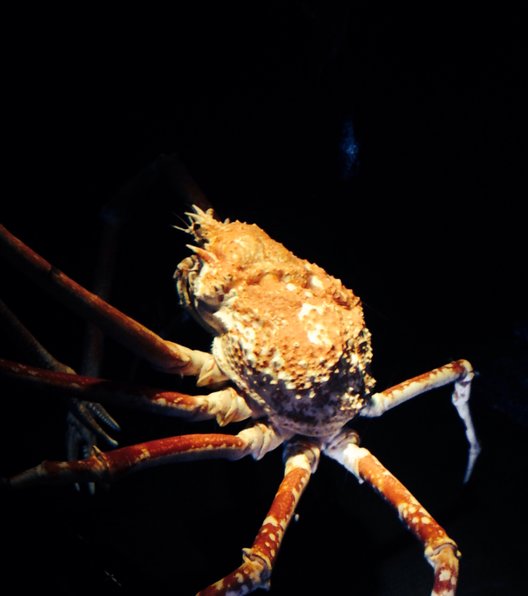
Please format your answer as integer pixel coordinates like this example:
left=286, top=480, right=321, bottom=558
left=307, top=323, right=332, bottom=346
left=298, top=302, right=324, bottom=319
left=309, top=275, right=324, bottom=289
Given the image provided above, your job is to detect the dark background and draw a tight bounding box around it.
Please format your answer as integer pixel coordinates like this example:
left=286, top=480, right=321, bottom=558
left=1, top=4, right=526, bottom=595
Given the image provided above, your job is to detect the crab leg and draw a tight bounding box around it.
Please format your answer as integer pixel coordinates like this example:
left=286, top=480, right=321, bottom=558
left=326, top=431, right=459, bottom=596
left=6, top=422, right=283, bottom=489
left=198, top=439, right=320, bottom=595
left=0, top=298, right=75, bottom=374
left=361, top=359, right=480, bottom=481
left=0, top=359, right=252, bottom=426
left=0, top=224, right=227, bottom=385
left=0, top=302, right=119, bottom=457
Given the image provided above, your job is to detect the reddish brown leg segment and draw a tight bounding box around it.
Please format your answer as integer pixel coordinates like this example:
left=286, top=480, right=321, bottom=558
left=0, top=299, right=74, bottom=374
left=362, top=359, right=480, bottom=482
left=8, top=423, right=284, bottom=489
left=198, top=439, right=320, bottom=595
left=0, top=359, right=252, bottom=425
left=0, top=306, right=119, bottom=466
left=326, top=432, right=459, bottom=596
left=0, top=224, right=226, bottom=384
left=8, top=435, right=247, bottom=487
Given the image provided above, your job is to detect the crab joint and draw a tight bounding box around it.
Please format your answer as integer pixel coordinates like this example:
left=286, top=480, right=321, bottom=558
left=162, top=342, right=228, bottom=385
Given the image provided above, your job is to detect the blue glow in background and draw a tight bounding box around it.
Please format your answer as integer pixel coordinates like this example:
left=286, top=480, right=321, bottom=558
left=339, top=117, right=359, bottom=179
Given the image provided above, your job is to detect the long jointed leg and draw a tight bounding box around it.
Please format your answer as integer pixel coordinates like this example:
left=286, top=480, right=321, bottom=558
left=0, top=301, right=119, bottom=456
left=326, top=431, right=459, bottom=596
left=198, top=439, right=320, bottom=595
left=0, top=359, right=252, bottom=426
left=361, top=359, right=480, bottom=481
left=0, top=298, right=75, bottom=374
left=7, top=422, right=284, bottom=489
left=0, top=224, right=226, bottom=385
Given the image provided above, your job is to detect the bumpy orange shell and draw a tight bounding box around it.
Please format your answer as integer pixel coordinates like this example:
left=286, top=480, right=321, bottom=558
left=175, top=207, right=375, bottom=437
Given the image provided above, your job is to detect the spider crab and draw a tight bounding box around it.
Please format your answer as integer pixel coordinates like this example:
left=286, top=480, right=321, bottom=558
left=0, top=205, right=479, bottom=595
